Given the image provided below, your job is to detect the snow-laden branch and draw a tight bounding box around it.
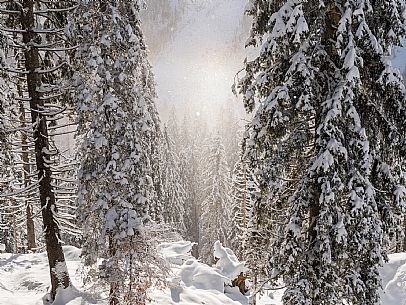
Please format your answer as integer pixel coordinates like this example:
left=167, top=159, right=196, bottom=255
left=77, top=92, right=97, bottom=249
left=35, top=61, right=68, bottom=74
left=33, top=5, right=79, bottom=14
left=0, top=177, right=43, bottom=197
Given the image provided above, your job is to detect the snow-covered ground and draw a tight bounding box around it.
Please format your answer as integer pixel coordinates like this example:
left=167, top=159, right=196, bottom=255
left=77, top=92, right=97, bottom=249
left=380, top=252, right=406, bottom=305
left=0, top=241, right=404, bottom=305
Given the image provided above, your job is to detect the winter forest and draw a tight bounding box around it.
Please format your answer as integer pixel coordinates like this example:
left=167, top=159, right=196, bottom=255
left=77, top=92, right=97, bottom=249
left=0, top=0, right=405, bottom=305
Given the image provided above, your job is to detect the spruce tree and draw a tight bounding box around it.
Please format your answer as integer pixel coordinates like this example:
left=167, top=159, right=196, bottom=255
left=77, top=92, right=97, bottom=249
left=174, top=112, right=207, bottom=257
left=140, top=0, right=185, bottom=56
left=0, top=6, right=38, bottom=253
left=0, top=68, right=13, bottom=251
left=239, top=1, right=406, bottom=304
left=228, top=157, right=257, bottom=260
left=217, top=99, right=241, bottom=170
left=199, top=135, right=233, bottom=264
left=167, top=106, right=181, bottom=152
left=161, top=126, right=187, bottom=234
left=71, top=1, right=164, bottom=303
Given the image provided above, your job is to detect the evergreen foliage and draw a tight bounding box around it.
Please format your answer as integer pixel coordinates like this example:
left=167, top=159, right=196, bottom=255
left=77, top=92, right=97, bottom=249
left=239, top=0, right=406, bottom=304
left=228, top=157, right=257, bottom=260
left=217, top=99, right=242, bottom=170
left=0, top=67, right=13, bottom=251
left=178, top=124, right=201, bottom=255
left=0, top=1, right=76, bottom=299
left=161, top=126, right=187, bottom=234
left=71, top=1, right=165, bottom=303
left=140, top=0, right=187, bottom=56
left=199, top=135, right=232, bottom=264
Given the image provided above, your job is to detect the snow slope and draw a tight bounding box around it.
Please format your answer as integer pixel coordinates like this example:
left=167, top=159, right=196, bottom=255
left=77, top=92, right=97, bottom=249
left=0, top=243, right=404, bottom=305
left=0, top=246, right=99, bottom=305
left=0, top=242, right=253, bottom=305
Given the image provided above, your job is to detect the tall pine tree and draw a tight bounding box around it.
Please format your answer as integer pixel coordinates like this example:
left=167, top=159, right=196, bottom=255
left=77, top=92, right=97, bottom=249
left=161, top=125, right=187, bottom=235
left=71, top=1, right=164, bottom=304
left=239, top=1, right=406, bottom=304
left=199, top=135, right=233, bottom=264
left=228, top=157, right=257, bottom=260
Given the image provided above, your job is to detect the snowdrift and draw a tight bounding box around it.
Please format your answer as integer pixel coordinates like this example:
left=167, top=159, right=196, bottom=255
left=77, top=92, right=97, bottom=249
left=152, top=240, right=248, bottom=304
left=380, top=252, right=406, bottom=305
left=0, top=244, right=405, bottom=305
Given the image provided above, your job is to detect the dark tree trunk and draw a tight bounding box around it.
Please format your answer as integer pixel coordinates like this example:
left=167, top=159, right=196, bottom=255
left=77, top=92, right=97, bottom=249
left=20, top=0, right=70, bottom=300
left=109, top=236, right=120, bottom=305
left=308, top=201, right=321, bottom=244
left=19, top=101, right=36, bottom=251
left=109, top=281, right=120, bottom=305
left=12, top=211, right=18, bottom=252
left=193, top=194, right=200, bottom=258
left=25, top=202, right=36, bottom=251
left=306, top=3, right=339, bottom=303
left=251, top=275, right=257, bottom=305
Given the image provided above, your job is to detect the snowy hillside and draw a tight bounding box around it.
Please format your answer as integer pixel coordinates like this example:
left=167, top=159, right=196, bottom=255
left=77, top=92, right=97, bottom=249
left=0, top=241, right=405, bottom=305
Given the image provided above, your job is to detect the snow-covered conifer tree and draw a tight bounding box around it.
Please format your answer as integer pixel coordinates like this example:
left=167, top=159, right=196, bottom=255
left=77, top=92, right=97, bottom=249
left=0, top=1, right=76, bottom=300
left=228, top=154, right=273, bottom=298
left=161, top=126, right=187, bottom=234
left=217, top=99, right=242, bottom=170
left=228, top=157, right=257, bottom=259
left=71, top=1, right=164, bottom=304
left=174, top=112, right=206, bottom=257
left=0, top=47, right=17, bottom=252
left=239, top=1, right=406, bottom=304
left=0, top=67, right=13, bottom=251
left=167, top=106, right=181, bottom=152
left=140, top=0, right=187, bottom=56
left=199, top=135, right=233, bottom=264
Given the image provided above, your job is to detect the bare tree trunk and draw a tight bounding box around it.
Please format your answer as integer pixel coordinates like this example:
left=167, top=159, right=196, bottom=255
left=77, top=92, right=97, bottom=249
left=109, top=283, right=120, bottom=305
left=20, top=0, right=70, bottom=300
left=19, top=101, right=36, bottom=251
left=109, top=236, right=120, bottom=305
left=251, top=275, right=257, bottom=305
left=25, top=203, right=36, bottom=250
left=12, top=211, right=18, bottom=253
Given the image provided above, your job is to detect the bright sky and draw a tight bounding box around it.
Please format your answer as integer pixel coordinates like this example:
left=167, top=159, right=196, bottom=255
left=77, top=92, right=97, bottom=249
left=149, top=0, right=248, bottom=123
left=146, top=0, right=406, bottom=125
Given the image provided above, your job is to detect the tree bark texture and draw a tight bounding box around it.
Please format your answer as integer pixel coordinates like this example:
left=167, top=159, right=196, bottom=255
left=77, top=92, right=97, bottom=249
left=20, top=0, right=70, bottom=300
